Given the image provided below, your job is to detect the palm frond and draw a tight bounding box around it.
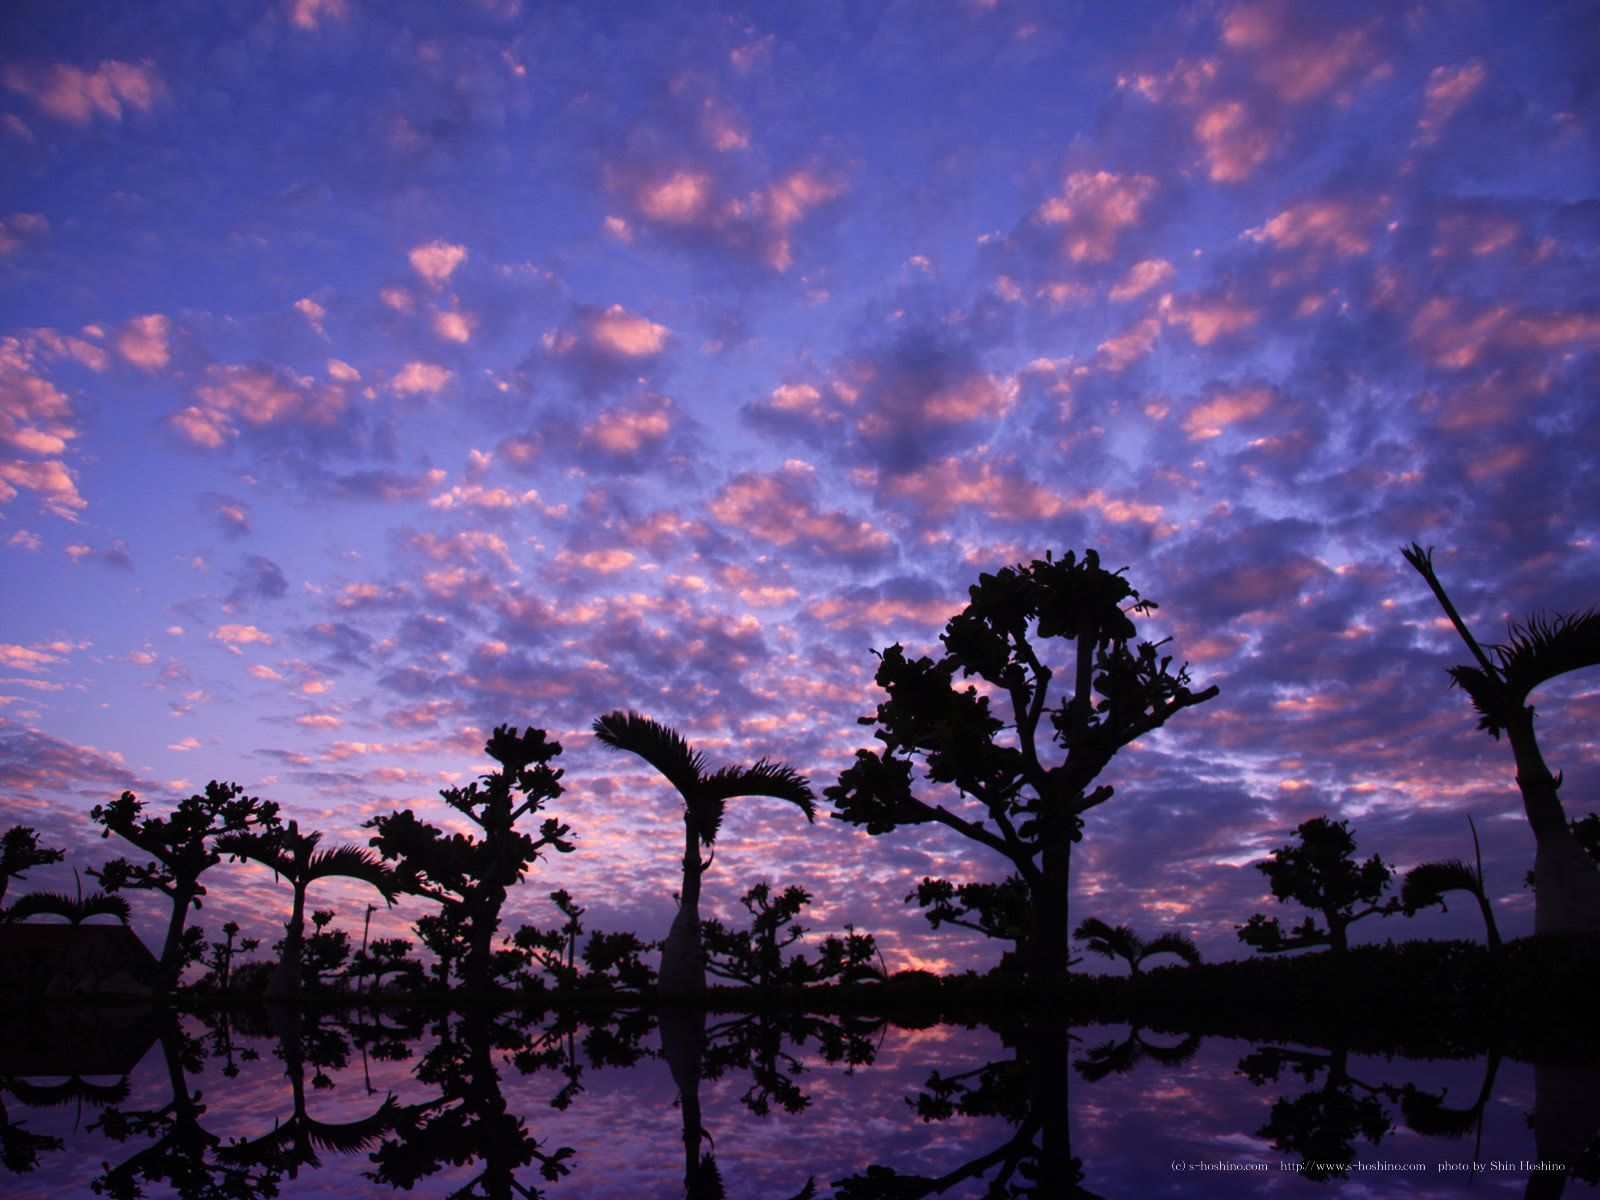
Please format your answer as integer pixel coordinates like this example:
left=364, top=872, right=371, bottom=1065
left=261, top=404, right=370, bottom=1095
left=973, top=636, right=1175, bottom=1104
left=700, top=760, right=816, bottom=816
left=2, top=889, right=131, bottom=924
left=1142, top=931, right=1202, bottom=968
left=592, top=710, right=707, bottom=799
left=215, top=830, right=293, bottom=876
left=1491, top=608, right=1600, bottom=705
left=307, top=845, right=402, bottom=901
left=1401, top=858, right=1481, bottom=913
left=1073, top=917, right=1142, bottom=961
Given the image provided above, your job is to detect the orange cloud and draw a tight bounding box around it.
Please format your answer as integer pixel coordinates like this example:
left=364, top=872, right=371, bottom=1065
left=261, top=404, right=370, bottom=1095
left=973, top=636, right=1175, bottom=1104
left=392, top=362, right=453, bottom=395
left=1109, top=259, right=1174, bottom=301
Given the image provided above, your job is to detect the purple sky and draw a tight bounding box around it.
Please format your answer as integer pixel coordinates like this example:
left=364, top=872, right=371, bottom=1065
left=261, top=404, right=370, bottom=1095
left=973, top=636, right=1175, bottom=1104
left=1, top=0, right=1597, bottom=975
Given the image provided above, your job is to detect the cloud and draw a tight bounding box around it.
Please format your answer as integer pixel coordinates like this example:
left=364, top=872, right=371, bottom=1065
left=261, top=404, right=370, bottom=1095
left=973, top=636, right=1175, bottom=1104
left=213, top=624, right=275, bottom=652
left=604, top=157, right=846, bottom=274
left=172, top=363, right=350, bottom=448
left=0, top=459, right=84, bottom=518
left=115, top=313, right=172, bottom=371
left=0, top=338, right=78, bottom=459
left=1181, top=385, right=1277, bottom=440
left=65, top=539, right=133, bottom=569
left=709, top=461, right=894, bottom=565
left=0, top=212, right=49, bottom=257
left=290, top=0, right=349, bottom=31
left=391, top=362, right=453, bottom=395
left=409, top=239, right=468, bottom=288
left=1034, top=170, right=1159, bottom=263
left=2, top=58, right=164, bottom=124
left=226, top=554, right=289, bottom=608
left=201, top=492, right=253, bottom=539
left=1414, top=60, right=1486, bottom=146
left=1110, top=259, right=1175, bottom=301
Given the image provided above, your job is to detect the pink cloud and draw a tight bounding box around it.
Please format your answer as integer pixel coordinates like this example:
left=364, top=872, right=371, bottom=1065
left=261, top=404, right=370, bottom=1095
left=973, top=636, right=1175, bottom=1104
left=579, top=393, right=675, bottom=457
left=1244, top=197, right=1381, bottom=259
left=1163, top=291, right=1261, bottom=345
left=3, top=58, right=164, bottom=124
left=0, top=459, right=84, bottom=518
left=1096, top=316, right=1162, bottom=371
left=1220, top=0, right=1381, bottom=104
left=0, top=341, right=77, bottom=459
left=115, top=314, right=172, bottom=371
left=877, top=455, right=1066, bottom=522
left=0, top=212, right=49, bottom=256
left=587, top=305, right=670, bottom=357
left=1182, top=386, right=1277, bottom=440
left=1194, top=100, right=1276, bottom=183
left=709, top=461, right=894, bottom=562
left=172, top=363, right=349, bottom=447
left=391, top=362, right=453, bottom=395
left=1414, top=60, right=1486, bottom=146
left=1036, top=170, right=1158, bottom=262
left=1109, top=259, right=1175, bottom=301
left=291, top=0, right=349, bottom=31
left=409, top=239, right=468, bottom=288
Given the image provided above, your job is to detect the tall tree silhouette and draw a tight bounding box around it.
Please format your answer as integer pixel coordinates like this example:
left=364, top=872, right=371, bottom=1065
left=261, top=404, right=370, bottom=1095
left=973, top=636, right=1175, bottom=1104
left=592, top=711, right=816, bottom=994
left=1403, top=544, right=1600, bottom=935
left=88, top=782, right=281, bottom=992
left=828, top=550, right=1217, bottom=979
left=216, top=821, right=401, bottom=998
left=365, top=724, right=572, bottom=993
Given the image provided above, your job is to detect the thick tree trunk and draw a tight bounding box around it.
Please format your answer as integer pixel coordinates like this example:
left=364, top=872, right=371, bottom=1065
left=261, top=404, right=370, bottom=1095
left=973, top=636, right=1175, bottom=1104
left=660, top=1006, right=709, bottom=1189
left=1507, top=711, right=1600, bottom=936
left=659, top=812, right=706, bottom=994
left=1024, top=835, right=1072, bottom=979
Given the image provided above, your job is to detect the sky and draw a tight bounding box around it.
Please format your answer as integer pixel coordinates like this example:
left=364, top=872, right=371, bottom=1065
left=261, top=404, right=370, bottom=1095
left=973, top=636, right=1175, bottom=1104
left=1, top=0, right=1597, bottom=976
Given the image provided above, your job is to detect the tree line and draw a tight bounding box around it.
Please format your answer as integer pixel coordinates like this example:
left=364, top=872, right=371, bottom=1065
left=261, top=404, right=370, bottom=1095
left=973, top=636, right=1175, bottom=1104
left=2, top=544, right=1596, bottom=996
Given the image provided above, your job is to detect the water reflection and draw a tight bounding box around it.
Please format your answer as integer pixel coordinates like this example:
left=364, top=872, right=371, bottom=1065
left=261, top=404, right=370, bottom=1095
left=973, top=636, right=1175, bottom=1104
left=2, top=1002, right=1597, bottom=1197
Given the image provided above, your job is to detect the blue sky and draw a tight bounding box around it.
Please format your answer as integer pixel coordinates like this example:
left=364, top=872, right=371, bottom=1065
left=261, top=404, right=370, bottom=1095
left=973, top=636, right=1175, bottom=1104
left=2, top=0, right=1597, bottom=974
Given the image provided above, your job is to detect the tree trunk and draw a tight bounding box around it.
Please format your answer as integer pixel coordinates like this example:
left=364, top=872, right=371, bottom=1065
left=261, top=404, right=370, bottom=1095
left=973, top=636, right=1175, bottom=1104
left=1507, top=710, right=1600, bottom=936
left=158, top=884, right=198, bottom=993
left=265, top=880, right=306, bottom=999
left=462, top=889, right=505, bottom=993
left=659, top=812, right=706, bottom=994
left=1024, top=835, right=1072, bottom=979
left=660, top=1006, right=708, bottom=1189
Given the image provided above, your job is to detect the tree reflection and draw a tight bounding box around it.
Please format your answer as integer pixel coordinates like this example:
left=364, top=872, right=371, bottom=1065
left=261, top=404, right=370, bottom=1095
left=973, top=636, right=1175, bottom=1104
left=835, top=1013, right=1102, bottom=1199
left=365, top=1009, right=574, bottom=1198
left=1237, top=1043, right=1400, bottom=1180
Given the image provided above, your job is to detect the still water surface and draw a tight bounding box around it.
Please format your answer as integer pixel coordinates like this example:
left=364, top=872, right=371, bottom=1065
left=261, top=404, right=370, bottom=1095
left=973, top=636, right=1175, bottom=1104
left=2, top=1006, right=1589, bottom=1198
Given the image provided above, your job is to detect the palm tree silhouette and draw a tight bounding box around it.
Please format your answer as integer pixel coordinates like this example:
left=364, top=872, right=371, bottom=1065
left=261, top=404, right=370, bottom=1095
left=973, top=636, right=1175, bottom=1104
left=1400, top=816, right=1501, bottom=951
left=217, top=820, right=400, bottom=998
left=592, top=711, right=815, bottom=994
left=1072, top=917, right=1200, bottom=974
left=1403, top=545, right=1600, bottom=935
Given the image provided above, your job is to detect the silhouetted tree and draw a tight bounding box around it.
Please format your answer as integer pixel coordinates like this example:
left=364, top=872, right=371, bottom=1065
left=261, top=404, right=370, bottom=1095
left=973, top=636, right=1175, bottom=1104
left=1404, top=544, right=1600, bottom=935
left=906, top=875, right=1031, bottom=972
left=829, top=550, right=1218, bottom=978
left=701, top=882, right=883, bottom=987
left=1237, top=816, right=1396, bottom=954
left=365, top=724, right=572, bottom=994
left=592, top=711, right=816, bottom=994
left=216, top=820, right=399, bottom=998
left=1, top=873, right=130, bottom=927
left=511, top=889, right=657, bottom=993
left=1072, top=917, right=1200, bottom=974
left=88, top=782, right=281, bottom=991
left=0, top=826, right=64, bottom=917
left=1400, top=816, right=1501, bottom=951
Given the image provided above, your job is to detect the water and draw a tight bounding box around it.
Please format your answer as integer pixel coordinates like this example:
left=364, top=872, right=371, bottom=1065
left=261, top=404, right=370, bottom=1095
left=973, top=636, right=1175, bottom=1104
left=1, top=1006, right=1590, bottom=1198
